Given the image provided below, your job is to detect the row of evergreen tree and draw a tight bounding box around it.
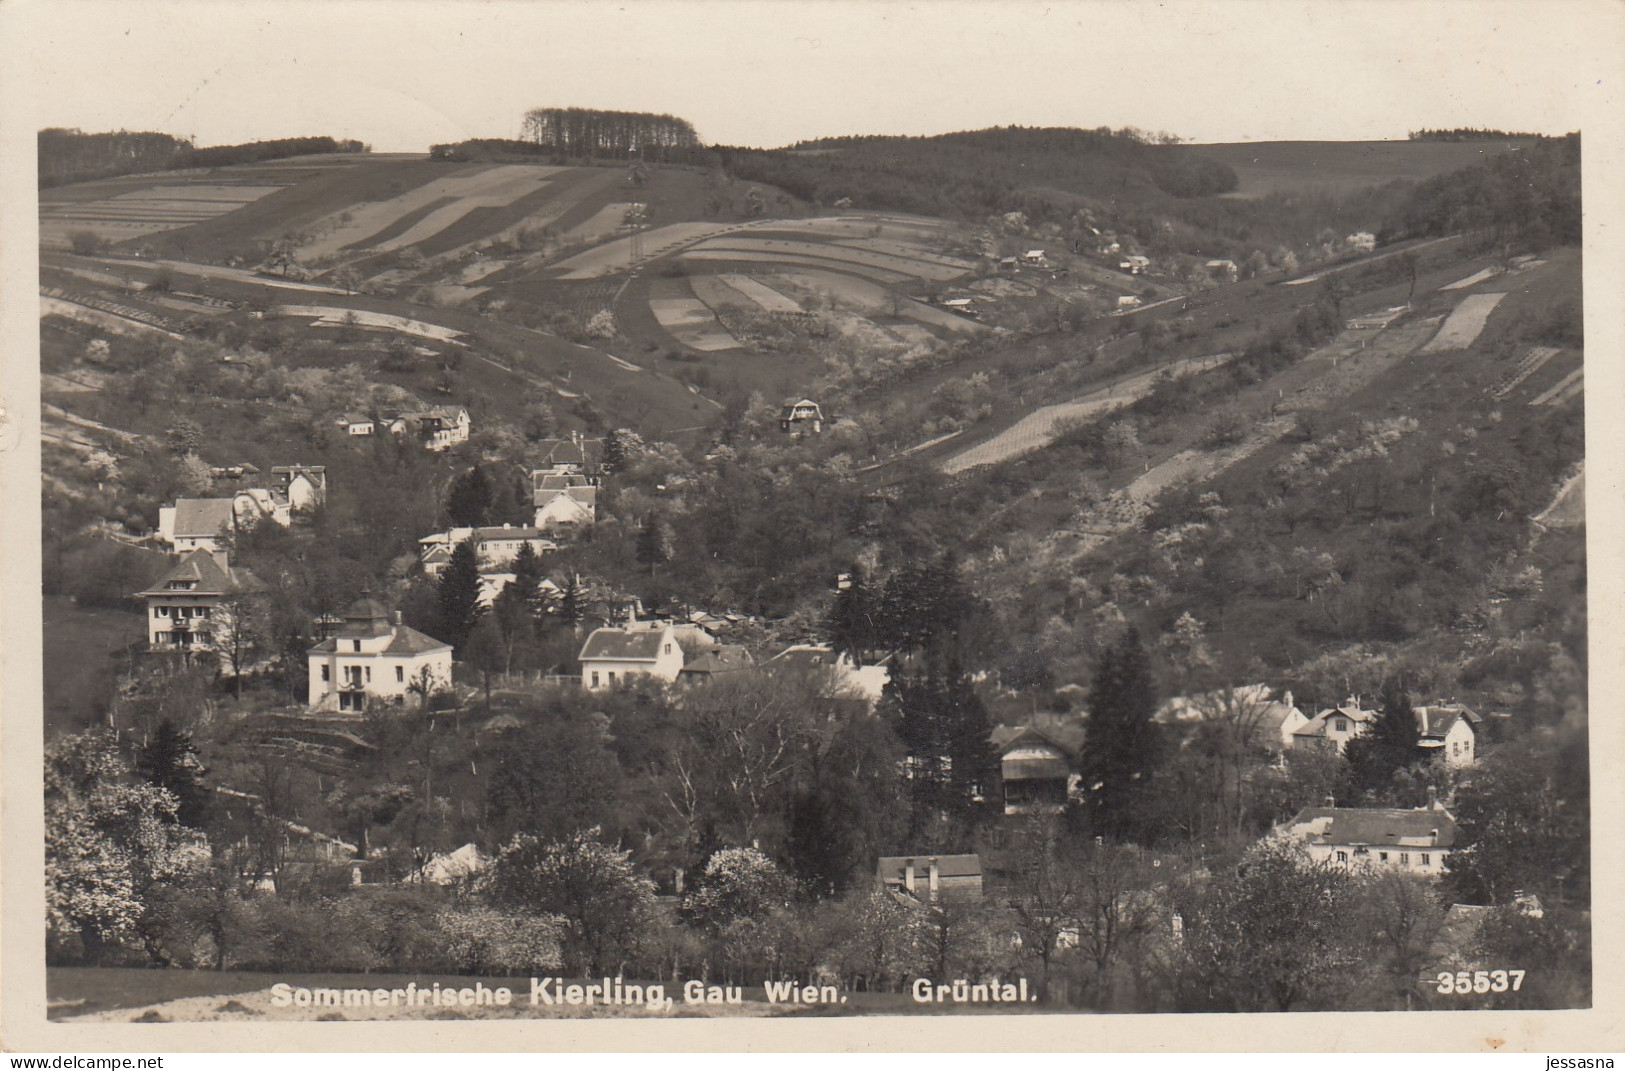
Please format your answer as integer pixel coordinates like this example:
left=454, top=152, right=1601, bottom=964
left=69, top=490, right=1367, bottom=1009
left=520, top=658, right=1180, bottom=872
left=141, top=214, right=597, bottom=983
left=519, top=107, right=703, bottom=161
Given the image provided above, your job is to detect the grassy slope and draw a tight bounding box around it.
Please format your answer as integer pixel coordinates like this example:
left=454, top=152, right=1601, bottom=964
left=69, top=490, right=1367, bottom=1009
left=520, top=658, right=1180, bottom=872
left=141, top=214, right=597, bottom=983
left=43, top=595, right=142, bottom=738
left=1187, top=139, right=1539, bottom=198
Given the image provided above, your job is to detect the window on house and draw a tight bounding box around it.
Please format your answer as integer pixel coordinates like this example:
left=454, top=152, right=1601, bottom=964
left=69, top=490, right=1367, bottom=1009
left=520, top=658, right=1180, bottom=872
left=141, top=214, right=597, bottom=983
left=1378, top=852, right=1388, bottom=862
left=321, top=665, right=330, bottom=682
left=591, top=671, right=600, bottom=687
left=155, top=606, right=169, bottom=617
left=664, top=643, right=672, bottom=655
left=608, top=671, right=617, bottom=684
left=353, top=640, right=362, bottom=653
left=1336, top=851, right=1349, bottom=863
left=1400, top=853, right=1410, bottom=865
left=1335, top=718, right=1349, bottom=733
left=1421, top=853, right=1431, bottom=866
left=365, top=666, right=372, bottom=683
left=396, top=666, right=404, bottom=682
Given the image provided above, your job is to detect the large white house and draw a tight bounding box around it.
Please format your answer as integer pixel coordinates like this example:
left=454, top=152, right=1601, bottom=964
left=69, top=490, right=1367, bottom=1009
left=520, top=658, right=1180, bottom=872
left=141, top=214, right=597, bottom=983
left=1275, top=798, right=1461, bottom=877
left=134, top=549, right=261, bottom=662
left=534, top=484, right=597, bottom=531
left=308, top=596, right=453, bottom=713
left=1292, top=697, right=1481, bottom=767
left=578, top=623, right=685, bottom=690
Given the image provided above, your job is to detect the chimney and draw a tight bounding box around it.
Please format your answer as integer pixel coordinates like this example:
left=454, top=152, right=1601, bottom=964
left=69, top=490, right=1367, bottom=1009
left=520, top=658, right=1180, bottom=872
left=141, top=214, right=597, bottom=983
left=392, top=611, right=402, bottom=627
left=904, top=861, right=916, bottom=894
left=1324, top=794, right=1336, bottom=808
left=928, top=858, right=940, bottom=898
left=1426, top=785, right=1439, bottom=810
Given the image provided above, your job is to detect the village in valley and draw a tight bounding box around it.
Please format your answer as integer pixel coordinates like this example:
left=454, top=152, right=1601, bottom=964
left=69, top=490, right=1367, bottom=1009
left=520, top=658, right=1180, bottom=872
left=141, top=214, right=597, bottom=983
left=36, top=107, right=1587, bottom=1021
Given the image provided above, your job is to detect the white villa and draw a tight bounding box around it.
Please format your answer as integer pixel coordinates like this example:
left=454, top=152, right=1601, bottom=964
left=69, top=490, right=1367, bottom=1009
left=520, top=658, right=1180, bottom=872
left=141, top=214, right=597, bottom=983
left=308, top=596, right=453, bottom=713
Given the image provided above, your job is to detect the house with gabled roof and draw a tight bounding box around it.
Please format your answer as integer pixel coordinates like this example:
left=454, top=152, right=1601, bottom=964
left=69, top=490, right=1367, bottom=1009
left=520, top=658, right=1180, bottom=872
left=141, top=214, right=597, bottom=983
left=1159, top=684, right=1310, bottom=755
left=134, top=549, right=263, bottom=661
left=1290, top=697, right=1378, bottom=754
left=677, top=644, right=755, bottom=683
left=307, top=596, right=453, bottom=713
left=578, top=623, right=685, bottom=690
left=534, top=485, right=597, bottom=532
left=778, top=399, right=824, bottom=436
left=532, top=436, right=606, bottom=480
left=990, top=724, right=1083, bottom=815
left=270, top=464, right=328, bottom=510
left=336, top=413, right=375, bottom=436
left=1275, top=797, right=1461, bottom=877
left=158, top=498, right=236, bottom=554
left=1414, top=703, right=1482, bottom=767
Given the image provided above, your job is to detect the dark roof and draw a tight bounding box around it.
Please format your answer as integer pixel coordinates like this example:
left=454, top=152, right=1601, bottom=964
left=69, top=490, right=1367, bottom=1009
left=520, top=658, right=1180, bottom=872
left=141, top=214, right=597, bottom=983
left=533, top=438, right=604, bottom=469
left=338, top=596, right=394, bottom=638
left=383, top=626, right=453, bottom=655
left=876, top=854, right=982, bottom=882
left=1415, top=704, right=1482, bottom=739
left=473, top=525, right=547, bottom=540
left=535, top=472, right=592, bottom=492
left=170, top=498, right=235, bottom=538
left=680, top=645, right=755, bottom=675
left=579, top=627, right=671, bottom=662
left=1285, top=806, right=1461, bottom=849
left=137, top=549, right=259, bottom=597
left=271, top=465, right=326, bottom=475
left=991, top=723, right=1085, bottom=756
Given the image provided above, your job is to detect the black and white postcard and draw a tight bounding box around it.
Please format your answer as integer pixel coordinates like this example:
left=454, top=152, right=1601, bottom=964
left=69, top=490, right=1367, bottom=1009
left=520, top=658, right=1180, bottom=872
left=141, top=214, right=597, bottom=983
left=2, top=0, right=1621, bottom=1054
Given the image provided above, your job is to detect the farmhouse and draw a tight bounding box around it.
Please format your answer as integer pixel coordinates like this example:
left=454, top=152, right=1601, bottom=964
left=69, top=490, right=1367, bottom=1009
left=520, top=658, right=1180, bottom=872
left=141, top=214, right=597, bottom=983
left=578, top=623, right=685, bottom=690
left=779, top=398, right=825, bottom=435
left=1290, top=697, right=1377, bottom=753
left=1275, top=795, right=1460, bottom=877
left=1347, top=232, right=1378, bottom=253
left=1116, top=295, right=1143, bottom=310
left=990, top=725, right=1083, bottom=815
left=307, top=596, right=454, bottom=713
left=1021, top=249, right=1048, bottom=266
left=336, top=413, right=375, bottom=436
left=877, top=854, right=984, bottom=904
left=232, top=487, right=292, bottom=529
left=1205, top=259, right=1239, bottom=282
left=157, top=497, right=236, bottom=554
left=134, top=549, right=262, bottom=661
left=1120, top=255, right=1151, bottom=274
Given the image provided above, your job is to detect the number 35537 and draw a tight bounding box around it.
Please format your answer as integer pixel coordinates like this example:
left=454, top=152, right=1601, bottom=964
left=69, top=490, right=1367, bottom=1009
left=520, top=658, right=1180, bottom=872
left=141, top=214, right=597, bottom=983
left=1435, top=969, right=1524, bottom=994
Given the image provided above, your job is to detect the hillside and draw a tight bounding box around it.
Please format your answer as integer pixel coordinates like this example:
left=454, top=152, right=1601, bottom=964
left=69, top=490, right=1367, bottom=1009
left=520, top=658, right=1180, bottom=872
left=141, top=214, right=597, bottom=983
left=1186, top=138, right=1540, bottom=198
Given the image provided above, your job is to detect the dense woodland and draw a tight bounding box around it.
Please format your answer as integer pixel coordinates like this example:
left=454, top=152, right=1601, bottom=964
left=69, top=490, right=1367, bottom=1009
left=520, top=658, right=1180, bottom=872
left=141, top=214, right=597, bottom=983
left=40, top=131, right=1590, bottom=1012
left=520, top=107, right=704, bottom=161
left=38, top=130, right=369, bottom=187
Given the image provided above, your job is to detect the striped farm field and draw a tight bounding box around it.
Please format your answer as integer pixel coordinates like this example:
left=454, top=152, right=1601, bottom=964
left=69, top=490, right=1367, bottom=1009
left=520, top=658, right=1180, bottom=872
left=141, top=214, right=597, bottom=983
left=678, top=249, right=914, bottom=285
left=688, top=273, right=758, bottom=312
left=685, top=236, right=970, bottom=282
left=553, top=221, right=767, bottom=279
left=299, top=164, right=567, bottom=260
left=649, top=294, right=741, bottom=351
left=1422, top=292, right=1507, bottom=353
left=713, top=274, right=804, bottom=314
left=40, top=184, right=286, bottom=249
left=773, top=269, right=984, bottom=333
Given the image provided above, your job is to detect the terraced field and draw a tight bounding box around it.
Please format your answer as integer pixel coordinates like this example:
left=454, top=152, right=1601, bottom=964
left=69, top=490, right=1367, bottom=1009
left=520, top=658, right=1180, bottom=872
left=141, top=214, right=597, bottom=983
left=40, top=183, right=286, bottom=249
left=1422, top=292, right=1507, bottom=352
left=685, top=236, right=970, bottom=282
left=299, top=164, right=567, bottom=260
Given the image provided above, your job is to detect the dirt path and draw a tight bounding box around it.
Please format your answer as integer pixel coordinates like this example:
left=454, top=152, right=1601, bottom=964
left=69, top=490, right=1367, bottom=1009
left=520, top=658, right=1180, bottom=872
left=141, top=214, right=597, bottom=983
left=939, top=354, right=1234, bottom=475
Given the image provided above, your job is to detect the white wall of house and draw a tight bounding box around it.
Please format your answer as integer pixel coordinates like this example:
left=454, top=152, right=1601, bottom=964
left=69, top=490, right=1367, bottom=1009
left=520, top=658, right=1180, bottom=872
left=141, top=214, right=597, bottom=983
left=1440, top=720, right=1476, bottom=767
left=582, top=632, right=684, bottom=690
left=309, top=642, right=452, bottom=712
left=1303, top=841, right=1450, bottom=877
